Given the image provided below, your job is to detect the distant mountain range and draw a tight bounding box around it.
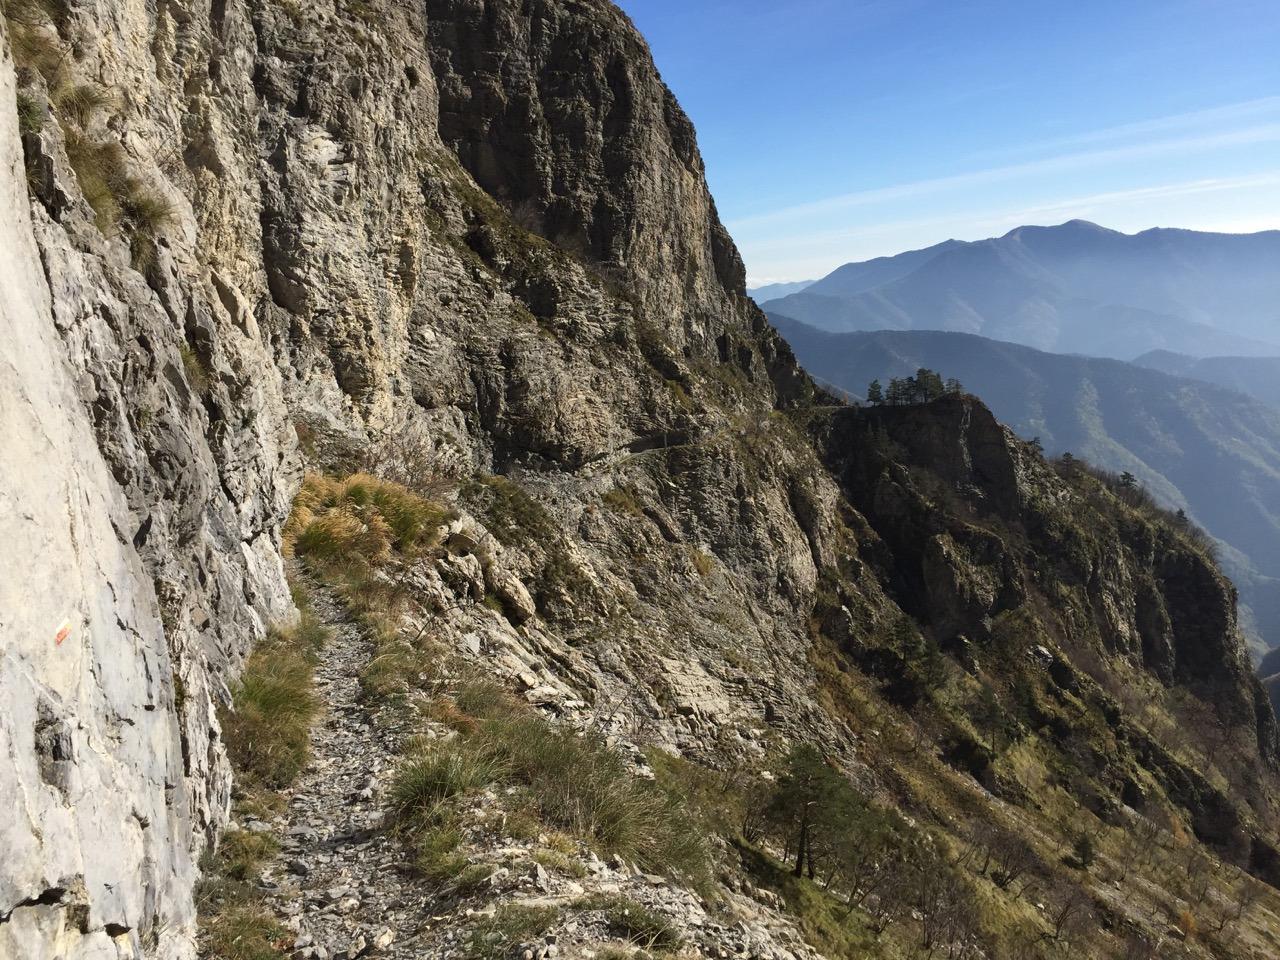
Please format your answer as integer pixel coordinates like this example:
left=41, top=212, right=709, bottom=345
left=747, top=279, right=814, bottom=303
left=1135, top=352, right=1280, bottom=411
left=767, top=221, right=1280, bottom=360
left=769, top=317, right=1280, bottom=658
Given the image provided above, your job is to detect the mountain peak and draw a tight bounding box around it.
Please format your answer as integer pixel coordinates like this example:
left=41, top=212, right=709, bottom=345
left=779, top=223, right=1280, bottom=358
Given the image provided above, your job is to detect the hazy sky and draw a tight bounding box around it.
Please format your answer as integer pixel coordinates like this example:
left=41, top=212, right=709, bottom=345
left=614, top=0, right=1280, bottom=284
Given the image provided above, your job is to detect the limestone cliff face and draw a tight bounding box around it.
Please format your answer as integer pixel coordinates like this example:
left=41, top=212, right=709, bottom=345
left=0, top=1, right=821, bottom=954
left=0, top=15, right=293, bottom=958
left=2, top=1, right=1279, bottom=958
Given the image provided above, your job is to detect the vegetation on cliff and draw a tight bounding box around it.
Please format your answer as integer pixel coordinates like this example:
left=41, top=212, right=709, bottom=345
left=6, top=0, right=1280, bottom=958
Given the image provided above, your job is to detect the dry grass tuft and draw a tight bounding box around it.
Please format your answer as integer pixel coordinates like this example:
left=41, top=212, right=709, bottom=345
left=388, top=682, right=708, bottom=879
left=285, top=472, right=450, bottom=704
left=286, top=472, right=448, bottom=567
left=51, top=80, right=112, bottom=126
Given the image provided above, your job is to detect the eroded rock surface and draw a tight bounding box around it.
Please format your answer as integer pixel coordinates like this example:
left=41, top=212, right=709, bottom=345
left=2, top=2, right=1280, bottom=958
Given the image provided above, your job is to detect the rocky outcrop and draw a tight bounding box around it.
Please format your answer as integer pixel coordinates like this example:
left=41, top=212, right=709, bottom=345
left=819, top=396, right=1275, bottom=752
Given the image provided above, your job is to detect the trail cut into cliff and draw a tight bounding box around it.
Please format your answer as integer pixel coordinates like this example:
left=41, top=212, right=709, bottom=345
left=3, top=2, right=1280, bottom=959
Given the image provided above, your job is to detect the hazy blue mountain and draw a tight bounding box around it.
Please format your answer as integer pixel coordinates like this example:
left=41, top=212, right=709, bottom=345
left=804, top=239, right=966, bottom=296
left=770, top=316, right=1280, bottom=659
left=747, top=279, right=815, bottom=304
left=1135, top=351, right=1280, bottom=411
left=769, top=221, right=1280, bottom=360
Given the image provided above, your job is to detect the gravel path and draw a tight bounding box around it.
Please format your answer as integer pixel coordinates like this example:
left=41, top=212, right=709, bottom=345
left=231, top=572, right=824, bottom=960
left=259, top=575, right=435, bottom=960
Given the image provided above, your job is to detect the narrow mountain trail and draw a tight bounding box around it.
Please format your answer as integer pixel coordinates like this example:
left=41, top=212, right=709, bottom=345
left=253, top=574, right=433, bottom=960
left=224, top=569, right=827, bottom=960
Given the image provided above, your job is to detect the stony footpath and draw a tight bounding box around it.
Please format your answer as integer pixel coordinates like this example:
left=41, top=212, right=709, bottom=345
left=220, top=573, right=823, bottom=960
left=231, top=578, right=428, bottom=960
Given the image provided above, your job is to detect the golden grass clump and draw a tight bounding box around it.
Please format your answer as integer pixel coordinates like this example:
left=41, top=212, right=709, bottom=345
left=285, top=472, right=448, bottom=566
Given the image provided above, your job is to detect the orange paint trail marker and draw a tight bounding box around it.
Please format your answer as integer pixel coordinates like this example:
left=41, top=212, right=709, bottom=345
left=54, top=620, right=72, bottom=646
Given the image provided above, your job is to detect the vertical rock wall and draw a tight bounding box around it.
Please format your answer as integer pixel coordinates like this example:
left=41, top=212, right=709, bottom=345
left=0, top=25, right=190, bottom=954
left=0, top=12, right=294, bottom=957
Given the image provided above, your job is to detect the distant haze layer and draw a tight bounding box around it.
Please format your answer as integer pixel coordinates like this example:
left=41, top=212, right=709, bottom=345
left=765, top=221, right=1280, bottom=361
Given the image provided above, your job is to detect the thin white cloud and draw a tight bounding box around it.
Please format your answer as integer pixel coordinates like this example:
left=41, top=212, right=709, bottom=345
left=739, top=173, right=1280, bottom=256
left=990, top=173, right=1280, bottom=224
left=728, top=116, right=1280, bottom=231
left=973, top=96, right=1280, bottom=161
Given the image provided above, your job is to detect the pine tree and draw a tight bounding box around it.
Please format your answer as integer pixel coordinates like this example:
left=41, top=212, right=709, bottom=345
left=866, top=379, right=884, bottom=405
left=915, top=368, right=945, bottom=401
left=886, top=377, right=906, bottom=406
left=768, top=745, right=843, bottom=878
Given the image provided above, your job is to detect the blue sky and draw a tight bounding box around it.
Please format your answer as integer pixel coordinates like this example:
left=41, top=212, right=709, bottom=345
left=615, top=0, right=1280, bottom=284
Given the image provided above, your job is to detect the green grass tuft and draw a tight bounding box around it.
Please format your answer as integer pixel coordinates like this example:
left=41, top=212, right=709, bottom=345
left=390, top=687, right=709, bottom=880
left=388, top=742, right=507, bottom=824
left=197, top=822, right=290, bottom=960
left=584, top=895, right=682, bottom=950
left=216, top=831, right=279, bottom=882
left=221, top=612, right=326, bottom=789
left=180, top=343, right=211, bottom=393
left=16, top=91, right=44, bottom=136
left=61, top=120, right=174, bottom=267
left=462, top=905, right=559, bottom=960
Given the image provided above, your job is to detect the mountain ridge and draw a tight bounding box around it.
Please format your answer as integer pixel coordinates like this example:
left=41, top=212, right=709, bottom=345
left=770, top=317, right=1280, bottom=659
left=770, top=221, right=1280, bottom=359
left=4, top=3, right=1280, bottom=959
left=1135, top=350, right=1280, bottom=411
